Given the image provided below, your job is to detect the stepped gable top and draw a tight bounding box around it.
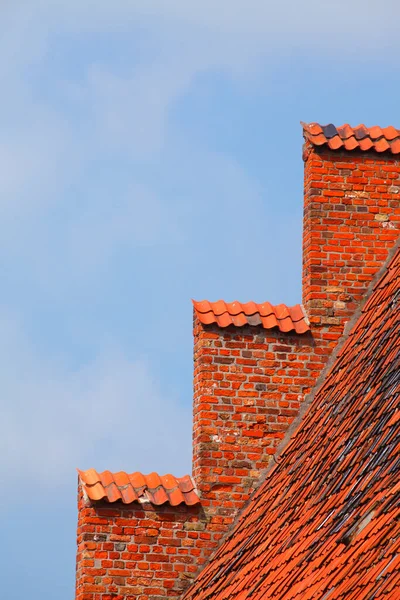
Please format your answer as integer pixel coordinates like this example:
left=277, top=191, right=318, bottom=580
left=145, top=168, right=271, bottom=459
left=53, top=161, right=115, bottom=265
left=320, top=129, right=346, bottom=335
left=78, top=469, right=200, bottom=506
left=302, top=121, right=400, bottom=154
left=184, top=244, right=400, bottom=599
left=193, top=300, right=309, bottom=334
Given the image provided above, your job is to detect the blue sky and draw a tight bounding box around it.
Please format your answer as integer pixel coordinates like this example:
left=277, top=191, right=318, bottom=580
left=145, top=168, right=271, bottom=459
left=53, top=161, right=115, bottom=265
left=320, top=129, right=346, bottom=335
left=2, top=2, right=400, bottom=598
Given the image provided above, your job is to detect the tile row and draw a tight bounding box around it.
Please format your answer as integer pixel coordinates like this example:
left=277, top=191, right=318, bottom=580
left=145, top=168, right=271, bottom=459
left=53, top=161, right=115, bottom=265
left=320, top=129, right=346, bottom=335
left=78, top=469, right=200, bottom=506
left=193, top=300, right=310, bottom=334
left=303, top=121, right=400, bottom=154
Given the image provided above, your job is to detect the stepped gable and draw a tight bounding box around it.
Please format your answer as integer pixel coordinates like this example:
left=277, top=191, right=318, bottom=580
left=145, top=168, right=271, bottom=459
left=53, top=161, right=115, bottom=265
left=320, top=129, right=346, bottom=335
left=184, top=244, right=400, bottom=599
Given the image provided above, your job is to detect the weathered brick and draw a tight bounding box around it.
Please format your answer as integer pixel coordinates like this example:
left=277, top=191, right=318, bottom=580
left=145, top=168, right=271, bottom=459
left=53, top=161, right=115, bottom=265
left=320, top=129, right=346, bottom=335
left=303, top=143, right=400, bottom=340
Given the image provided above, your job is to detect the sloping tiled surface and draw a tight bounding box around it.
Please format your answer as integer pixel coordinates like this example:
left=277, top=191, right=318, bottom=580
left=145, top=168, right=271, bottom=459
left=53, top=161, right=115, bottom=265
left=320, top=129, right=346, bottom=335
left=303, top=121, right=400, bottom=154
left=193, top=300, right=310, bottom=334
left=78, top=469, right=200, bottom=506
left=184, top=246, right=400, bottom=599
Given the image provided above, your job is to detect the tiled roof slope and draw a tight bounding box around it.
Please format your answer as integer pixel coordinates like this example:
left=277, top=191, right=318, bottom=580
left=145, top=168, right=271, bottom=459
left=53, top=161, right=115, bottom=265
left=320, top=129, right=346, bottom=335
left=184, top=245, right=400, bottom=600
left=193, top=300, right=310, bottom=334
left=302, top=121, right=400, bottom=154
left=78, top=469, right=200, bottom=506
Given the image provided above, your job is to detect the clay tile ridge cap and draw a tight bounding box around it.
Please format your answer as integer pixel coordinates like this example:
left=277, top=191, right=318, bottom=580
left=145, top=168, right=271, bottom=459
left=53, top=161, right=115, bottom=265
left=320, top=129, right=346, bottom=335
left=301, top=121, right=400, bottom=154
left=77, top=468, right=200, bottom=506
left=192, top=299, right=310, bottom=333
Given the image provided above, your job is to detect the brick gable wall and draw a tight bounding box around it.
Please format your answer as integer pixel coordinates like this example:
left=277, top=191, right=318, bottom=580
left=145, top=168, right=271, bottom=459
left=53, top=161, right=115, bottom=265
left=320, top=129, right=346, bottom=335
left=192, top=321, right=319, bottom=518
left=189, top=143, right=400, bottom=587
left=303, top=142, right=400, bottom=338
left=76, top=486, right=216, bottom=600
left=75, top=133, right=400, bottom=600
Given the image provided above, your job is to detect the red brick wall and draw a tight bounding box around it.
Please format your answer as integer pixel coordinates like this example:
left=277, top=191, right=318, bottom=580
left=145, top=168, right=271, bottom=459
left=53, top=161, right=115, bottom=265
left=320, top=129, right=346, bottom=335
left=192, top=319, right=323, bottom=519
left=75, top=484, right=218, bottom=600
left=303, top=142, right=400, bottom=342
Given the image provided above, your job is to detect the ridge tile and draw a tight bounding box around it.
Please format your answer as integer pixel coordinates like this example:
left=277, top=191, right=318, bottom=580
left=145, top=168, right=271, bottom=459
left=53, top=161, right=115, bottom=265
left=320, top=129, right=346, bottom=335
left=78, top=469, right=200, bottom=506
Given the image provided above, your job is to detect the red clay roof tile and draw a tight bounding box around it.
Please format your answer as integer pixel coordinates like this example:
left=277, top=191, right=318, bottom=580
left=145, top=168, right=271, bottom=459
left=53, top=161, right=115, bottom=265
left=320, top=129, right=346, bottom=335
left=193, top=300, right=309, bottom=334
left=166, top=487, right=186, bottom=507
left=129, top=471, right=146, bottom=489
left=184, top=244, right=400, bottom=599
left=78, top=469, right=200, bottom=506
left=148, top=486, right=169, bottom=505
left=302, top=121, right=400, bottom=154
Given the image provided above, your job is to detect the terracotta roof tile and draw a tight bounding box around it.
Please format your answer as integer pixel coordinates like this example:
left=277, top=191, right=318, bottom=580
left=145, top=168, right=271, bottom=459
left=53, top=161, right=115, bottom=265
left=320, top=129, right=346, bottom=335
left=302, top=121, right=400, bottom=154
left=193, top=300, right=310, bottom=334
left=78, top=469, right=200, bottom=506
left=184, top=245, right=400, bottom=599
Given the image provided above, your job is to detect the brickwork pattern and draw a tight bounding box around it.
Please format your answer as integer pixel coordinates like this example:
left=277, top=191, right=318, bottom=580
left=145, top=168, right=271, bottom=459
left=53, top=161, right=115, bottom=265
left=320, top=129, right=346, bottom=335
left=303, top=143, right=400, bottom=342
left=75, top=486, right=219, bottom=600
left=192, top=320, right=322, bottom=518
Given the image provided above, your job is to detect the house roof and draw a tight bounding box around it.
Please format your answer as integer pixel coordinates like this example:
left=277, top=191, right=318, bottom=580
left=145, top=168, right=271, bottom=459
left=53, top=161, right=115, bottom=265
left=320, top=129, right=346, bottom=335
left=78, top=469, right=200, bottom=506
left=184, top=244, right=400, bottom=599
left=302, top=122, right=400, bottom=154
left=193, top=300, right=309, bottom=334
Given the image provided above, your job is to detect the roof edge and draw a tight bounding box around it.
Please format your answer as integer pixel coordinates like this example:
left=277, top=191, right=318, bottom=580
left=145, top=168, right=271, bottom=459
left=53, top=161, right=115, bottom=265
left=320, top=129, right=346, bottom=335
left=273, top=235, right=400, bottom=466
